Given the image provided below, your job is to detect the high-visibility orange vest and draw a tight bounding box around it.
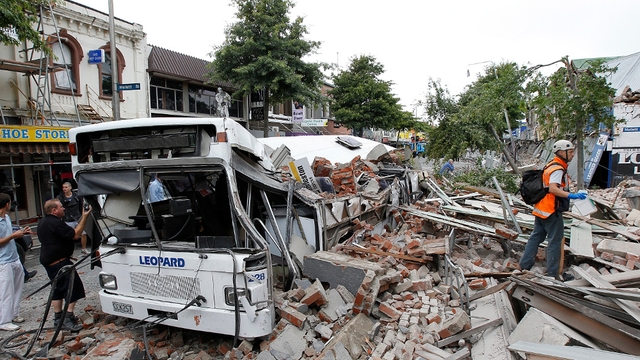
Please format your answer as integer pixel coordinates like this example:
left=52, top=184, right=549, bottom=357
left=532, top=156, right=569, bottom=219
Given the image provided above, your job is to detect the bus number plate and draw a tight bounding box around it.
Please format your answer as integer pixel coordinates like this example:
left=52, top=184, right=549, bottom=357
left=112, top=301, right=133, bottom=314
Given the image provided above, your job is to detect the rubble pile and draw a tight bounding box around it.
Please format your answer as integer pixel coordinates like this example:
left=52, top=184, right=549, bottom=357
left=6, top=152, right=640, bottom=360
left=614, top=85, right=640, bottom=104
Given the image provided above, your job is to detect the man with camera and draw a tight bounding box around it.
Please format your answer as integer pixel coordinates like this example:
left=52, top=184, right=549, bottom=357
left=37, top=198, right=92, bottom=331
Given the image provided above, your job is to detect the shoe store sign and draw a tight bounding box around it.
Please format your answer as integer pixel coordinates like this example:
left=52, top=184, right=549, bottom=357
left=0, top=125, right=70, bottom=142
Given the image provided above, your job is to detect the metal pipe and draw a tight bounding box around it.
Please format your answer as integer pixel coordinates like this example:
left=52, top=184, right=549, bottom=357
left=108, top=0, right=120, bottom=120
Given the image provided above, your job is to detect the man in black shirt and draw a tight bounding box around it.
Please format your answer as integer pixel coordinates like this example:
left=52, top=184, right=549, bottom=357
left=37, top=198, right=91, bottom=331
left=57, top=182, right=88, bottom=255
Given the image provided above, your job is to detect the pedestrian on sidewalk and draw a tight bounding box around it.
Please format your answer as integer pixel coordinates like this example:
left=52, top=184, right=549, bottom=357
left=37, top=198, right=91, bottom=332
left=519, top=140, right=587, bottom=279
left=0, top=193, right=31, bottom=331
left=57, top=182, right=89, bottom=255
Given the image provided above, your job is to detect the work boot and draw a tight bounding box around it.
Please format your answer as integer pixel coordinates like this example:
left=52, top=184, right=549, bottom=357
left=53, top=312, right=83, bottom=332
left=63, top=312, right=83, bottom=332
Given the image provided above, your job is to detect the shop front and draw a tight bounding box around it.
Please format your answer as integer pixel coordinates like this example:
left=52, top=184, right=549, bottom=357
left=0, top=125, right=71, bottom=225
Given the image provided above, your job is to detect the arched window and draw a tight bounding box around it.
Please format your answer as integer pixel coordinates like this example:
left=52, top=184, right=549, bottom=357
left=48, top=29, right=83, bottom=96
left=98, top=44, right=126, bottom=99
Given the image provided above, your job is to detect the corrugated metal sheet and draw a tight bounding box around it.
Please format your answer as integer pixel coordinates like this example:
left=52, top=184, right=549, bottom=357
left=259, top=135, right=395, bottom=164
left=605, top=51, right=640, bottom=96
left=147, top=46, right=233, bottom=88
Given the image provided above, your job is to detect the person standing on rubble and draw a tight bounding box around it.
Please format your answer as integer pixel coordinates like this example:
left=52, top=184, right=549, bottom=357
left=519, top=140, right=587, bottom=280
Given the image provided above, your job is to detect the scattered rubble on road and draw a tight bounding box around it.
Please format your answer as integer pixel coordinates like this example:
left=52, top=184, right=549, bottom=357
left=3, top=149, right=640, bottom=360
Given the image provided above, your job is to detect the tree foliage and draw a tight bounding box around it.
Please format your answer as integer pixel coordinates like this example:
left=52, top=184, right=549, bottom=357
left=528, top=57, right=618, bottom=188
left=423, top=63, right=526, bottom=163
left=528, top=58, right=618, bottom=138
left=208, top=0, right=325, bottom=137
left=420, top=79, right=466, bottom=159
left=0, top=0, right=54, bottom=54
left=329, top=55, right=415, bottom=134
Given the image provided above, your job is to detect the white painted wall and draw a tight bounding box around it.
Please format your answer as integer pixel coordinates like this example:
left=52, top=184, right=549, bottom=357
left=0, top=1, right=148, bottom=122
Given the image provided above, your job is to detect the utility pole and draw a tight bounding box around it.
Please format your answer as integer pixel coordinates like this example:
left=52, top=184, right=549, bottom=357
left=108, top=0, right=120, bottom=120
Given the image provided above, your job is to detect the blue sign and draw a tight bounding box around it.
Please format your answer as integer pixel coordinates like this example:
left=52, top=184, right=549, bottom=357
left=623, top=127, right=640, bottom=132
left=88, top=49, right=104, bottom=64
left=584, top=133, right=608, bottom=186
left=117, top=83, right=141, bottom=91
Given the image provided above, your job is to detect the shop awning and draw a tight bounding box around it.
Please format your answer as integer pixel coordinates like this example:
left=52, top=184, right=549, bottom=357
left=0, top=142, right=69, bottom=154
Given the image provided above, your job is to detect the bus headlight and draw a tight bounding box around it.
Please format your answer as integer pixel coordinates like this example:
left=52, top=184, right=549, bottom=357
left=224, top=287, right=251, bottom=307
left=99, top=273, right=118, bottom=290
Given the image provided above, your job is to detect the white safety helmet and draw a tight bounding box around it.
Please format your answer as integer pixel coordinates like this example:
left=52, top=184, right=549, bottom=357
left=552, top=140, right=575, bottom=153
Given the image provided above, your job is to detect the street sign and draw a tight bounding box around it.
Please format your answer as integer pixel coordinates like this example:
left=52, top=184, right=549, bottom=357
left=88, top=49, right=105, bottom=64
left=117, top=83, right=141, bottom=91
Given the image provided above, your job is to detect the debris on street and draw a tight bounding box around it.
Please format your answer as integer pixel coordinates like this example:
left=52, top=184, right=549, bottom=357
left=3, top=142, right=640, bottom=360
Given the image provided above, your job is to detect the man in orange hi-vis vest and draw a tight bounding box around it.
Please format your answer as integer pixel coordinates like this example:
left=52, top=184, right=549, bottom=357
left=519, top=140, right=587, bottom=280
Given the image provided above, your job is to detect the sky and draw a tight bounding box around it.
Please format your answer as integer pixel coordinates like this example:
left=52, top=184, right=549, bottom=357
left=77, top=0, right=640, bottom=114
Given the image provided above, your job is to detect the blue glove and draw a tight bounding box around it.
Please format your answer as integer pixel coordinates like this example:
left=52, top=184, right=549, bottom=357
left=568, top=193, right=587, bottom=200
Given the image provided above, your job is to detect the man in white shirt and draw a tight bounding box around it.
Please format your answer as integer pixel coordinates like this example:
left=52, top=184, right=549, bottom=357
left=0, top=193, right=31, bottom=331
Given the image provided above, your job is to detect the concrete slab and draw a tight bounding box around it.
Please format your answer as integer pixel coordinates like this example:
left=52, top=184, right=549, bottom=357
left=319, top=288, right=347, bottom=322
left=508, top=307, right=600, bottom=349
left=316, top=313, right=374, bottom=359
left=303, top=251, right=384, bottom=295
left=268, top=324, right=306, bottom=360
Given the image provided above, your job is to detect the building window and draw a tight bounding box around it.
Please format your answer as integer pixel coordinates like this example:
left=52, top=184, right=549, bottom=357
left=98, top=45, right=126, bottom=99
left=48, top=29, right=82, bottom=96
left=188, top=86, right=217, bottom=115
left=151, top=77, right=183, bottom=111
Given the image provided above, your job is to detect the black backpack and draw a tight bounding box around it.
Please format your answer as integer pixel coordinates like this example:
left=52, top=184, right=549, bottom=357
left=518, top=162, right=564, bottom=205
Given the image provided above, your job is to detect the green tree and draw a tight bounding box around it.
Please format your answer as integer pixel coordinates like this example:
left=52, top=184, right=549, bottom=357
left=208, top=0, right=325, bottom=137
left=1, top=0, right=54, bottom=54
left=529, top=57, right=618, bottom=189
left=458, top=62, right=526, bottom=174
left=422, top=63, right=528, bottom=173
left=329, top=55, right=414, bottom=136
left=419, top=79, right=466, bottom=160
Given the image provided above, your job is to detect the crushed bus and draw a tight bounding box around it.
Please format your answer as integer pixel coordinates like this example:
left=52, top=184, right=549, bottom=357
left=69, top=117, right=410, bottom=339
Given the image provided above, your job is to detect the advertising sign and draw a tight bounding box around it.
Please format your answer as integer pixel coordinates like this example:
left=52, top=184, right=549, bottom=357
left=292, top=109, right=304, bottom=123
left=288, top=158, right=320, bottom=193
left=302, top=119, right=328, bottom=127
left=0, top=126, right=70, bottom=142
left=583, top=133, right=608, bottom=186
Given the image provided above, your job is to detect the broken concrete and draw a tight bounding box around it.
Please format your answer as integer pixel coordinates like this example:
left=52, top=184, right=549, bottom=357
left=303, top=251, right=384, bottom=295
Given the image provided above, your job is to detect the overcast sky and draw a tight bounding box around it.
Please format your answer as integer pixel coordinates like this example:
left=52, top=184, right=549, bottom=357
left=79, top=0, right=640, bottom=113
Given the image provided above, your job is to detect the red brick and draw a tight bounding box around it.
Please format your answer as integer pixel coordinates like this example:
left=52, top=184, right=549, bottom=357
left=218, top=342, right=232, bottom=355
left=425, top=313, right=441, bottom=324
left=280, top=306, right=306, bottom=328
left=407, top=239, right=421, bottom=249
left=411, top=279, right=431, bottom=292
left=300, top=281, right=327, bottom=306
left=378, top=302, right=401, bottom=320
left=354, top=287, right=366, bottom=307
left=381, top=241, right=393, bottom=251
left=469, top=278, right=487, bottom=290
left=613, top=255, right=627, bottom=265
left=600, top=252, right=615, bottom=261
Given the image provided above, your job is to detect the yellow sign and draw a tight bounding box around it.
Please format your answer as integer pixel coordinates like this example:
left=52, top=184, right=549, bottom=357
left=0, top=125, right=70, bottom=142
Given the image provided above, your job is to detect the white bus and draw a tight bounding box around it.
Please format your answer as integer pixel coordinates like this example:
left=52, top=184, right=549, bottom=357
left=69, top=118, right=395, bottom=339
